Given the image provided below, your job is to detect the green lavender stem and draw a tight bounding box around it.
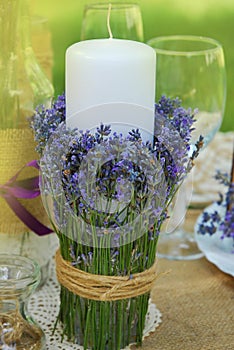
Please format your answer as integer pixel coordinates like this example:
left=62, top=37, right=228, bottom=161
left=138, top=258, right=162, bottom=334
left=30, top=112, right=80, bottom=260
left=55, top=181, right=163, bottom=349
left=57, top=227, right=158, bottom=349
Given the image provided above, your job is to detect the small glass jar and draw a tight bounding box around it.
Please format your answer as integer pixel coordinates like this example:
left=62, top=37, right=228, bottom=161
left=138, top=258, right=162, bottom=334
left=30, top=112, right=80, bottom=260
left=0, top=254, right=46, bottom=349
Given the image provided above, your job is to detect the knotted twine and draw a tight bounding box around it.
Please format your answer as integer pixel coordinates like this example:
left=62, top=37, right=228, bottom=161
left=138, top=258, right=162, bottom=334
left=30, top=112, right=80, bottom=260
left=56, top=249, right=159, bottom=302
left=0, top=306, right=43, bottom=348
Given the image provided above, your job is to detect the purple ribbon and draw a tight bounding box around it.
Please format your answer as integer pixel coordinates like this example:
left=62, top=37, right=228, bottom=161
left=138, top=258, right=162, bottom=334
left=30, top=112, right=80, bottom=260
left=0, top=160, right=53, bottom=236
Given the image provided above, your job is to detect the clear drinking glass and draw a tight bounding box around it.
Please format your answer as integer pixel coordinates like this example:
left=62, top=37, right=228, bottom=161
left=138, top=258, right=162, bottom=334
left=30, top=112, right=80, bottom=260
left=80, top=2, right=144, bottom=41
left=0, top=254, right=46, bottom=349
left=147, top=35, right=226, bottom=260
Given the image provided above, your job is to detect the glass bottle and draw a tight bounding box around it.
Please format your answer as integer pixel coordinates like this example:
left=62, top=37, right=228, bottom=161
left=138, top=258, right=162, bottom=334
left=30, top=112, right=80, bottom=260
left=0, top=0, right=55, bottom=287
left=0, top=254, right=46, bottom=349
left=0, top=0, right=54, bottom=128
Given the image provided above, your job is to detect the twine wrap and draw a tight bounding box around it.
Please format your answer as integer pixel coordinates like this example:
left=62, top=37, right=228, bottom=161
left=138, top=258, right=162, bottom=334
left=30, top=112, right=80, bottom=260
left=0, top=128, right=48, bottom=234
left=56, top=250, right=159, bottom=301
left=0, top=309, right=42, bottom=348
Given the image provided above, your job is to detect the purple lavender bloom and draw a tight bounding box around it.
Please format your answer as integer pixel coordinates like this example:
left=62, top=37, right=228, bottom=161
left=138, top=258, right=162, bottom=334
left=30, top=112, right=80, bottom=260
left=97, top=123, right=111, bottom=136
left=36, top=94, right=202, bottom=253
left=199, top=170, right=234, bottom=245
left=155, top=95, right=196, bottom=142
left=219, top=208, right=234, bottom=240
left=30, top=93, right=66, bottom=155
left=203, top=212, right=211, bottom=222
left=214, top=171, right=230, bottom=186
left=210, top=211, right=221, bottom=223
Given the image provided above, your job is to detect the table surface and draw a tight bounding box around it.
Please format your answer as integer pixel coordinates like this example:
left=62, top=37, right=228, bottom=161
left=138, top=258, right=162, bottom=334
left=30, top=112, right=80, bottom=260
left=131, top=256, right=234, bottom=350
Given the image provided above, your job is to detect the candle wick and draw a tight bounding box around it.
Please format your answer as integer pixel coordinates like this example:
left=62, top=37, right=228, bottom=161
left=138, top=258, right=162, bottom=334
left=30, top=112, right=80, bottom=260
left=107, top=3, right=113, bottom=39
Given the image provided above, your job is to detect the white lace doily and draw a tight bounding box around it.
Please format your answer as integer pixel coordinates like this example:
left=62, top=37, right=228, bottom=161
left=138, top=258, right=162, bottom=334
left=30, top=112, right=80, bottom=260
left=29, top=265, right=162, bottom=350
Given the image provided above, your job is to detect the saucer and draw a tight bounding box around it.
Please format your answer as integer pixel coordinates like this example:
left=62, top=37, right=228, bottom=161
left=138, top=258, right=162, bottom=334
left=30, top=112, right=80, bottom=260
left=195, top=203, right=234, bottom=277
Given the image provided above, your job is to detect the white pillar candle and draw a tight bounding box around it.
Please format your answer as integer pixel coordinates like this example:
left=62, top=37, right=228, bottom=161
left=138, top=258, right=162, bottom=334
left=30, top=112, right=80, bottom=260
left=66, top=38, right=156, bottom=137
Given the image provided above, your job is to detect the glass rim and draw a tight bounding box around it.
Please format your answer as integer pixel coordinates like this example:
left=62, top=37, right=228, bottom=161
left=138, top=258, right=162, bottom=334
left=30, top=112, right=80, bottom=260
left=84, top=2, right=140, bottom=11
left=0, top=254, right=40, bottom=285
left=147, top=35, right=223, bottom=56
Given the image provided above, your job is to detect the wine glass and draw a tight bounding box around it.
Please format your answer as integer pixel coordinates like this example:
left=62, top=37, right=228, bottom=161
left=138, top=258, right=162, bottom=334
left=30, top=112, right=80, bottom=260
left=80, top=2, right=144, bottom=41
left=147, top=35, right=226, bottom=260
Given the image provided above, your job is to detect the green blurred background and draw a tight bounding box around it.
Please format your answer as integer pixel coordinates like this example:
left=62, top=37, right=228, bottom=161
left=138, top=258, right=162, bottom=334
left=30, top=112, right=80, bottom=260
left=33, top=0, right=234, bottom=131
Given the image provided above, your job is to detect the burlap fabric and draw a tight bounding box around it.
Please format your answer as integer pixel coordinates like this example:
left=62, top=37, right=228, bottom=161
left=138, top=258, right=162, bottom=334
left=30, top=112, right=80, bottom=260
left=0, top=128, right=48, bottom=234
left=130, top=211, right=234, bottom=350
left=140, top=141, right=233, bottom=349
left=0, top=17, right=53, bottom=235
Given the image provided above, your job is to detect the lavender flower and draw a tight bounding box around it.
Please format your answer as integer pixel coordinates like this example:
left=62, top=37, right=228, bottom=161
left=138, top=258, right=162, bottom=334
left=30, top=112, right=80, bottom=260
left=199, top=171, right=234, bottom=244
left=60, top=130, right=164, bottom=235
left=214, top=170, right=230, bottom=186
left=35, top=94, right=203, bottom=247
left=219, top=208, right=234, bottom=240
left=153, top=96, right=201, bottom=197
left=155, top=95, right=196, bottom=143
left=30, top=93, right=66, bottom=155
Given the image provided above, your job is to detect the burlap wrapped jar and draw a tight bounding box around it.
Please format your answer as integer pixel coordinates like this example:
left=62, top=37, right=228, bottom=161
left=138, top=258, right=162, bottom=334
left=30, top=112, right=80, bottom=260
left=0, top=0, right=54, bottom=287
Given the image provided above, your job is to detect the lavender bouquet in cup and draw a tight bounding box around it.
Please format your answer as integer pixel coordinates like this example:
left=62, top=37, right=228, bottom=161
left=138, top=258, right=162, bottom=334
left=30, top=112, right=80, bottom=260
left=31, top=94, right=202, bottom=350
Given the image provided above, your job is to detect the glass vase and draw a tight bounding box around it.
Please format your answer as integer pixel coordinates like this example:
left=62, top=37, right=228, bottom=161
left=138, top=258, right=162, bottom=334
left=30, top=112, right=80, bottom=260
left=59, top=286, right=150, bottom=350
left=0, top=0, right=54, bottom=286
left=0, top=254, right=46, bottom=349
left=55, top=231, right=159, bottom=350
